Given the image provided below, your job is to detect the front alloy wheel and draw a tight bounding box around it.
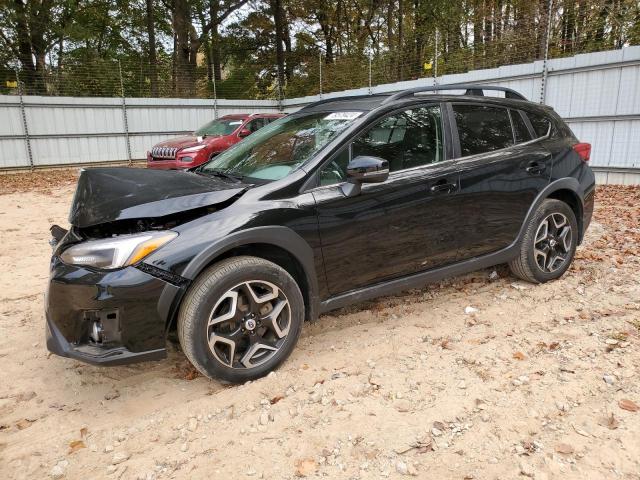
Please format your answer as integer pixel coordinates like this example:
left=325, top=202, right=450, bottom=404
left=178, top=256, right=304, bottom=383
left=208, top=281, right=291, bottom=369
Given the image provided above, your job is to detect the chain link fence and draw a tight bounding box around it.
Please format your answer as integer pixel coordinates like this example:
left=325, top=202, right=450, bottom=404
left=1, top=0, right=638, bottom=101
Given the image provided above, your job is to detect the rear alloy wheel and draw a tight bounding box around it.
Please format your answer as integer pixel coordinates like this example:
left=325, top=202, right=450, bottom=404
left=533, top=213, right=572, bottom=273
left=509, top=199, right=578, bottom=283
left=178, top=256, right=304, bottom=383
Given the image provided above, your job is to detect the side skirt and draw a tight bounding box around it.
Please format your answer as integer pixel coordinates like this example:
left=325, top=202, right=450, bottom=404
left=319, top=244, right=519, bottom=314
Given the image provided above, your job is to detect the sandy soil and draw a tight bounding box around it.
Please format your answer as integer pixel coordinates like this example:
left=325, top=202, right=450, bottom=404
left=0, top=179, right=639, bottom=480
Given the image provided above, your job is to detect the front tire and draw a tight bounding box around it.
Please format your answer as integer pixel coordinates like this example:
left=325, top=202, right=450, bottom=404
left=509, top=199, right=578, bottom=283
left=178, top=256, right=304, bottom=383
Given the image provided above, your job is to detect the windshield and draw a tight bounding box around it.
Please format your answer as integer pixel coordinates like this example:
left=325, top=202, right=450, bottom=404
left=199, top=111, right=362, bottom=181
left=194, top=118, right=245, bottom=136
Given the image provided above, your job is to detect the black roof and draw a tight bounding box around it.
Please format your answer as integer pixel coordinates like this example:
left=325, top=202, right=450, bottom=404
left=298, top=84, right=543, bottom=114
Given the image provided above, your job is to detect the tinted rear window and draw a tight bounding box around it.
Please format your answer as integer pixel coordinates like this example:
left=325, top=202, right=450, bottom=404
left=453, top=104, right=513, bottom=156
left=510, top=110, right=532, bottom=143
left=527, top=112, right=552, bottom=137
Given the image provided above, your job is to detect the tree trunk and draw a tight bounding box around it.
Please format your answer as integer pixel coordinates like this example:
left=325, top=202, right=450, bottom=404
left=13, top=0, right=39, bottom=93
left=270, top=0, right=286, bottom=92
left=209, top=1, right=222, bottom=82
left=172, top=0, right=197, bottom=96
left=414, top=0, right=422, bottom=76
left=473, top=0, right=485, bottom=69
left=283, top=9, right=293, bottom=80
left=316, top=8, right=335, bottom=63
left=537, top=0, right=550, bottom=60
left=397, top=0, right=404, bottom=80
left=146, top=0, right=158, bottom=96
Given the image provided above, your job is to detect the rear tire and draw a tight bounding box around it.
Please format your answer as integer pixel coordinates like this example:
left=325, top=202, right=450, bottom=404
left=509, top=199, right=578, bottom=283
left=178, top=256, right=304, bottom=383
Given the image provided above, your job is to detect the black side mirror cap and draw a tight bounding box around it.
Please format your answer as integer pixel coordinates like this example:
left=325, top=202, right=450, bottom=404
left=346, top=156, right=389, bottom=183
left=341, top=155, right=389, bottom=197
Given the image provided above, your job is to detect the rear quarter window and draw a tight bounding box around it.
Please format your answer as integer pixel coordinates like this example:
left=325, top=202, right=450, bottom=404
left=527, top=111, right=553, bottom=137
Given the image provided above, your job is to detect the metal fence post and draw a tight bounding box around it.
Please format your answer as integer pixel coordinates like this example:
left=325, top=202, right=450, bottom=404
left=318, top=52, right=323, bottom=98
left=539, top=0, right=553, bottom=104
left=368, top=56, right=372, bottom=94
left=434, top=29, right=439, bottom=86
left=15, top=69, right=34, bottom=170
left=212, top=72, right=218, bottom=119
left=275, top=73, right=284, bottom=112
left=118, top=60, right=133, bottom=166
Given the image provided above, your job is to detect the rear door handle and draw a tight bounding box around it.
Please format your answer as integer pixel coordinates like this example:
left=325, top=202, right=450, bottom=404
left=430, top=179, right=457, bottom=193
left=525, top=161, right=546, bottom=174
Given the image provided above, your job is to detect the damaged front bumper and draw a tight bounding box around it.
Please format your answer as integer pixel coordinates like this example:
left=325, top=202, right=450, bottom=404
left=45, top=258, right=184, bottom=366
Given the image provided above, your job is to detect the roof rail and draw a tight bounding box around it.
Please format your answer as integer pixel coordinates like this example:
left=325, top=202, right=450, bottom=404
left=297, top=94, right=385, bottom=112
left=381, top=84, right=527, bottom=104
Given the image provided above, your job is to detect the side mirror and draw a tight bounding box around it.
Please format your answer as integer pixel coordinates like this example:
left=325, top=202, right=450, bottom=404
left=341, top=155, right=389, bottom=196
left=238, top=128, right=251, bottom=138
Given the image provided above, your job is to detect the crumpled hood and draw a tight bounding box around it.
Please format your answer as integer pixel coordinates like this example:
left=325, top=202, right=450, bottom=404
left=68, top=167, right=245, bottom=228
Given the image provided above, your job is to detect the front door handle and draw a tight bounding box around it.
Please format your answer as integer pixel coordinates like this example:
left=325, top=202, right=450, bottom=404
left=525, top=161, right=546, bottom=175
left=430, top=179, right=457, bottom=193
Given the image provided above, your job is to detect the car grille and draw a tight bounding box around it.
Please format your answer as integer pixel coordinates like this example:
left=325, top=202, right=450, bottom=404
left=151, top=146, right=178, bottom=159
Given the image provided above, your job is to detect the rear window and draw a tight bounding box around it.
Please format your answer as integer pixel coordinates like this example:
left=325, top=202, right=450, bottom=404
left=527, top=112, right=552, bottom=137
left=510, top=110, right=532, bottom=143
left=453, top=104, right=514, bottom=156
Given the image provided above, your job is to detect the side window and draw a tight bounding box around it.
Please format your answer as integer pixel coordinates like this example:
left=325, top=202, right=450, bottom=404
left=453, top=104, right=513, bottom=156
left=527, top=112, right=552, bottom=137
left=510, top=110, right=532, bottom=144
left=353, top=105, right=443, bottom=172
left=246, top=118, right=266, bottom=133
left=318, top=105, right=443, bottom=186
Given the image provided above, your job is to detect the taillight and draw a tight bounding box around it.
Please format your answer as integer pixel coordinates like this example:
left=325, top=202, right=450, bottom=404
left=573, top=143, right=591, bottom=162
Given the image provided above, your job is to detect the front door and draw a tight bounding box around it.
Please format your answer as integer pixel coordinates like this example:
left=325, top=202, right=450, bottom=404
left=311, top=104, right=461, bottom=295
left=451, top=104, right=553, bottom=260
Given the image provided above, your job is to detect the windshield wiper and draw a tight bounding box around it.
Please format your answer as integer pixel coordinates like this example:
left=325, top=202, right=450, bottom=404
left=201, top=169, right=243, bottom=183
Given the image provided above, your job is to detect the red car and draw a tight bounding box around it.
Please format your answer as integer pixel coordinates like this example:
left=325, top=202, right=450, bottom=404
left=147, top=113, right=284, bottom=169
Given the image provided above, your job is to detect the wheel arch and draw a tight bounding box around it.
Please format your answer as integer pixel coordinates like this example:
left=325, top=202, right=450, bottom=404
left=165, top=227, right=320, bottom=332
left=517, top=178, right=585, bottom=246
left=546, top=188, right=584, bottom=243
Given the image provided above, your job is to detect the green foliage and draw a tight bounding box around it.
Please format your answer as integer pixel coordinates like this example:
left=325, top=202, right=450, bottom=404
left=0, top=0, right=637, bottom=98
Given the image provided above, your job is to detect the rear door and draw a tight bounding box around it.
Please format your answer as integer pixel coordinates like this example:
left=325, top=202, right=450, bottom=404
left=452, top=103, right=552, bottom=260
left=312, top=104, right=461, bottom=295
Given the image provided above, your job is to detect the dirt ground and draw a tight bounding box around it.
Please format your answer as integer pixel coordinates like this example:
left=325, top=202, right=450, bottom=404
left=1, top=171, right=639, bottom=480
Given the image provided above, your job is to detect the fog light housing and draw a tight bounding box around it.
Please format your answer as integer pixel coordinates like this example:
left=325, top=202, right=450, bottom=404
left=180, top=156, right=193, bottom=163
left=89, top=321, right=104, bottom=343
left=84, top=309, right=121, bottom=344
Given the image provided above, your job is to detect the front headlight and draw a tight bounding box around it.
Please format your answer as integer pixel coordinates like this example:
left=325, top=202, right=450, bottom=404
left=60, top=231, right=177, bottom=270
left=180, top=144, right=206, bottom=153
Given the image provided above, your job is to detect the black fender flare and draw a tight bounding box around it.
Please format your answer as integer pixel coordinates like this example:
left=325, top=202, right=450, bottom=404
left=515, top=177, right=584, bottom=246
left=180, top=226, right=320, bottom=321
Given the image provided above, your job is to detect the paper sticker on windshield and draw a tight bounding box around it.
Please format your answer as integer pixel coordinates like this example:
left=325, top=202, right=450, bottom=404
left=324, top=111, right=362, bottom=121
left=229, top=121, right=243, bottom=125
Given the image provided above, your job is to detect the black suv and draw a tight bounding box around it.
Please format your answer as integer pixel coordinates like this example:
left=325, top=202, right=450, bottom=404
left=46, top=85, right=595, bottom=383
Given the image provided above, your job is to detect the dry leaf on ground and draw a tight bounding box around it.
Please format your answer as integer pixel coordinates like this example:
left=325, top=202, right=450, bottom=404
left=597, top=414, right=620, bottom=430
left=68, top=440, right=86, bottom=454
left=295, top=458, right=318, bottom=477
left=15, top=419, right=34, bottom=430
left=555, top=443, right=575, bottom=454
left=619, top=399, right=639, bottom=412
